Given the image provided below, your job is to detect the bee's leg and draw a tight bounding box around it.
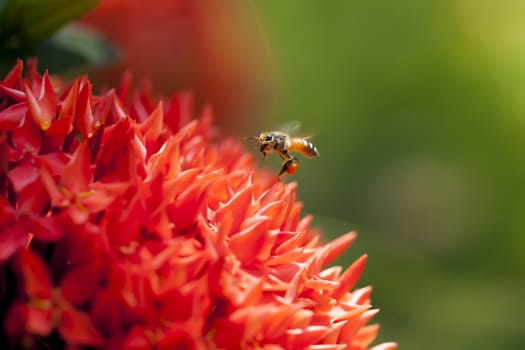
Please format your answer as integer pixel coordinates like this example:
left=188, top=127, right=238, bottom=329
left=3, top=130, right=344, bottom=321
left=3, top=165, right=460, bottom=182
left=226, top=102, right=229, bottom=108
left=262, top=151, right=267, bottom=160
left=277, top=151, right=293, bottom=180
left=278, top=150, right=291, bottom=161
left=278, top=157, right=299, bottom=180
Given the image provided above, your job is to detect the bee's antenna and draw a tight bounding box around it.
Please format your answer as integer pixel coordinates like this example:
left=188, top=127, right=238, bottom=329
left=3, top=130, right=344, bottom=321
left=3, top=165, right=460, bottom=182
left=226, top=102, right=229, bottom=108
left=244, top=136, right=259, bottom=141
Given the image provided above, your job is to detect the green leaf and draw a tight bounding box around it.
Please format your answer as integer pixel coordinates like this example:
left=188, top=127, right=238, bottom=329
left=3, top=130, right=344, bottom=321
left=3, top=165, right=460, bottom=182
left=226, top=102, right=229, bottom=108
left=34, top=24, right=119, bottom=74
left=0, top=24, right=118, bottom=77
left=0, top=0, right=99, bottom=50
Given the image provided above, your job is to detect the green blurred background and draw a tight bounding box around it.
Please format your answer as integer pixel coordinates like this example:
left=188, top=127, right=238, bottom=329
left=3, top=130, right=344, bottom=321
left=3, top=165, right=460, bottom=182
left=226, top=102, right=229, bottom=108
left=254, top=1, right=525, bottom=349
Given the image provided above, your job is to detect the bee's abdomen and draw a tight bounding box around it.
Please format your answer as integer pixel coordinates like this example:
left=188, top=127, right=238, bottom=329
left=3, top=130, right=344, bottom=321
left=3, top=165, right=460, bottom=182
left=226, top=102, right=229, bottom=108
left=289, top=138, right=319, bottom=157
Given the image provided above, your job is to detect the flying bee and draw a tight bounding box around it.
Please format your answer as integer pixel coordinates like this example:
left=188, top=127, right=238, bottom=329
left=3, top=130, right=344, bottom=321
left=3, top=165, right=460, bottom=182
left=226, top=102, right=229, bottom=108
left=248, top=130, right=319, bottom=179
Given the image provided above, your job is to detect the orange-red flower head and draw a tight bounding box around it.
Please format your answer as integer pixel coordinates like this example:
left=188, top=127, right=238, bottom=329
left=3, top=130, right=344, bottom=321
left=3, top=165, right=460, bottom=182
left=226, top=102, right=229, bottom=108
left=0, top=60, right=396, bottom=350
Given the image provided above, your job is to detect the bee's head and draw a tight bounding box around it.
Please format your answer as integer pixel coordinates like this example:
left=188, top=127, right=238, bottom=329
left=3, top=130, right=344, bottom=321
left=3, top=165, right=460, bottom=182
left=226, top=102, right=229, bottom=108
left=257, top=132, right=276, bottom=152
left=247, top=132, right=271, bottom=148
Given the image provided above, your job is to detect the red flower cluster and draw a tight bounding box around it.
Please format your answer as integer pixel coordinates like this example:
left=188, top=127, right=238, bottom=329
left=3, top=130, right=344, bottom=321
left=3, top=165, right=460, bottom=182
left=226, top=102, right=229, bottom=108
left=0, top=60, right=396, bottom=350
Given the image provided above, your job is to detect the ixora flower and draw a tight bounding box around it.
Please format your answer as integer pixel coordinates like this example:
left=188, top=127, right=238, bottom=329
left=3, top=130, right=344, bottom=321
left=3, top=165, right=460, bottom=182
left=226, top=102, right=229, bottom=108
left=0, top=60, right=396, bottom=350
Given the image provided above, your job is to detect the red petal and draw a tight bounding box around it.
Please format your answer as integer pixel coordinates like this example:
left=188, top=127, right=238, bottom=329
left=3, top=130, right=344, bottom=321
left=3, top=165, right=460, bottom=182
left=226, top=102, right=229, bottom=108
left=354, top=324, right=379, bottom=347
left=25, top=71, right=58, bottom=131
left=0, top=103, right=26, bottom=129
left=0, top=225, right=28, bottom=262
left=253, top=200, right=286, bottom=230
left=107, top=263, right=155, bottom=316
left=94, top=118, right=134, bottom=181
left=157, top=322, right=206, bottom=350
left=304, top=276, right=339, bottom=291
left=47, top=79, right=78, bottom=136
left=115, top=70, right=132, bottom=105
left=8, top=162, right=39, bottom=193
left=2, top=58, right=23, bottom=87
left=0, top=84, right=26, bottom=101
left=62, top=142, right=92, bottom=193
left=59, top=79, right=79, bottom=117
left=90, top=288, right=124, bottom=334
left=286, top=326, right=332, bottom=348
left=88, top=123, right=105, bottom=162
left=339, top=309, right=378, bottom=344
left=5, top=302, right=54, bottom=337
left=39, top=164, right=65, bottom=207
left=274, top=230, right=307, bottom=255
left=111, top=90, right=128, bottom=121
left=164, top=91, right=193, bottom=133
left=215, top=184, right=252, bottom=237
left=4, top=302, right=28, bottom=337
left=27, top=214, right=64, bottom=242
left=258, top=305, right=302, bottom=340
left=26, top=305, right=54, bottom=336
left=330, top=254, right=368, bottom=300
left=15, top=174, right=50, bottom=213
left=103, top=194, right=143, bottom=247
left=11, top=112, right=42, bottom=155
left=319, top=320, right=347, bottom=344
left=370, top=342, right=398, bottom=350
left=139, top=101, right=165, bottom=155
left=37, top=152, right=69, bottom=176
left=81, top=187, right=119, bottom=213
left=211, top=318, right=245, bottom=349
left=18, top=249, right=53, bottom=299
left=322, top=231, right=357, bottom=267
left=285, top=264, right=307, bottom=301
left=58, top=309, right=104, bottom=346
left=219, top=268, right=263, bottom=307
left=168, top=182, right=206, bottom=233
left=0, top=59, right=25, bottom=101
left=0, top=197, right=16, bottom=226
left=60, top=263, right=102, bottom=306
left=26, top=58, right=41, bottom=82
left=121, top=326, right=152, bottom=350
left=74, top=78, right=94, bottom=137
left=129, top=81, right=155, bottom=122
left=65, top=205, right=90, bottom=225
left=146, top=137, right=181, bottom=179
left=230, top=218, right=273, bottom=264
left=39, top=71, right=58, bottom=116
left=348, top=286, right=372, bottom=305
left=139, top=101, right=163, bottom=139
left=265, top=248, right=304, bottom=266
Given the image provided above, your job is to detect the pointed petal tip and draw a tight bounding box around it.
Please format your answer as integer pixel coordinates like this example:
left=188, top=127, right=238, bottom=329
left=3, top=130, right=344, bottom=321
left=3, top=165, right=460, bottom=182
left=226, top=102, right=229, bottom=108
left=370, top=342, right=398, bottom=350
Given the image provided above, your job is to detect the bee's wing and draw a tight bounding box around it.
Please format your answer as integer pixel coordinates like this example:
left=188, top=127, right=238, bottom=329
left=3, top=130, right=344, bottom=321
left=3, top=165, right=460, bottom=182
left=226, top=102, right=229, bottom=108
left=281, top=121, right=319, bottom=140
left=279, top=121, right=302, bottom=135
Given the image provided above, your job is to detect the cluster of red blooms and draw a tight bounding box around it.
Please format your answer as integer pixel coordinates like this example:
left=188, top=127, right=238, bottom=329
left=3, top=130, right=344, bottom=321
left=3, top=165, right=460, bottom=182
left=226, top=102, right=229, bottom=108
left=0, top=60, right=396, bottom=350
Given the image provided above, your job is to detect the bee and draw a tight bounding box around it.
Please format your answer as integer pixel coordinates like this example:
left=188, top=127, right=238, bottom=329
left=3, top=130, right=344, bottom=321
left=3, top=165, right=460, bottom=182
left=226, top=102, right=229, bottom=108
left=248, top=130, right=319, bottom=179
